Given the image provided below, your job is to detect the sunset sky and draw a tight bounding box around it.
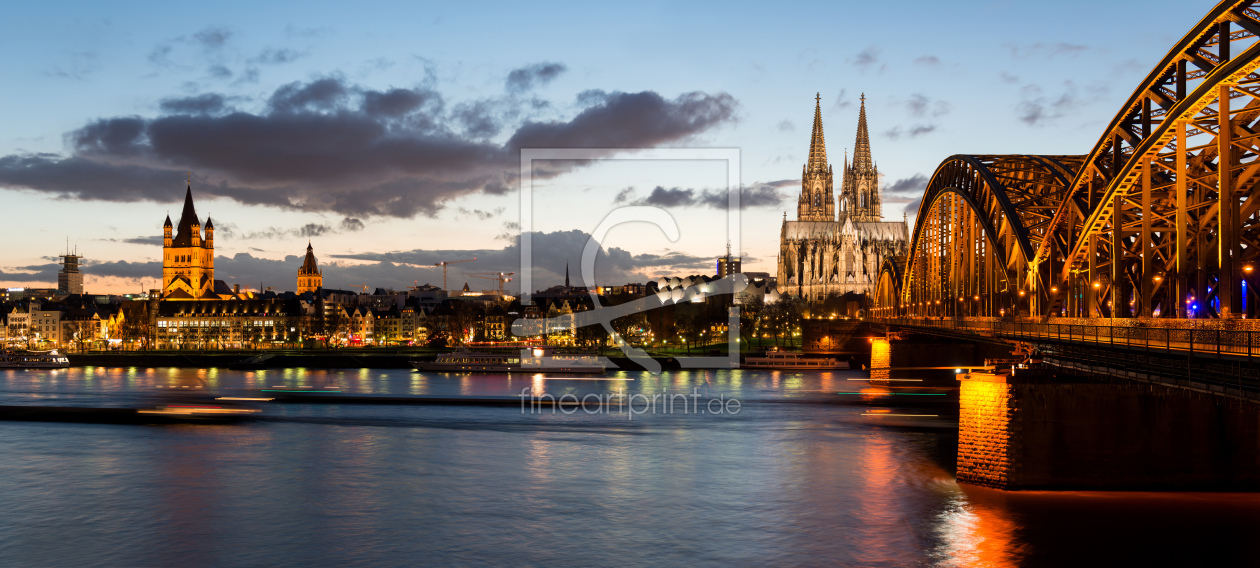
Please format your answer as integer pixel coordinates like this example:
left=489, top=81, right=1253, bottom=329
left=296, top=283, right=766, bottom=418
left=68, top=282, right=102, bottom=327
left=0, top=0, right=1215, bottom=294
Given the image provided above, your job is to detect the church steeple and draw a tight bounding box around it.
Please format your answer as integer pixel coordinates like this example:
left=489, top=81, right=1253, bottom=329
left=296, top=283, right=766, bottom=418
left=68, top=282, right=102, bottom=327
left=807, top=93, right=828, bottom=174
left=852, top=93, right=874, bottom=172
left=797, top=93, right=836, bottom=222
left=841, top=93, right=881, bottom=222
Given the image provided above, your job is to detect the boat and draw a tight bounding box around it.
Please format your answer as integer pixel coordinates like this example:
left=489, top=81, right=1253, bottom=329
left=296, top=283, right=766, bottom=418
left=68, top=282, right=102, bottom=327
left=411, top=346, right=607, bottom=374
left=742, top=349, right=848, bottom=370
left=0, top=349, right=71, bottom=369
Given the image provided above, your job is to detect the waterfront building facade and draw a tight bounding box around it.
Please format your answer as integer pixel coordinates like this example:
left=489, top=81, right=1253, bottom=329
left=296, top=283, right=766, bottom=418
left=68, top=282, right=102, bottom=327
left=777, top=94, right=909, bottom=302
left=57, top=252, right=83, bottom=295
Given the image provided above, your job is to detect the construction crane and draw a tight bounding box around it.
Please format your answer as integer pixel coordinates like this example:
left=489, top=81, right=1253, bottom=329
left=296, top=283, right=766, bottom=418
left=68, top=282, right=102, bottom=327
left=434, top=258, right=477, bottom=292
left=467, top=272, right=514, bottom=299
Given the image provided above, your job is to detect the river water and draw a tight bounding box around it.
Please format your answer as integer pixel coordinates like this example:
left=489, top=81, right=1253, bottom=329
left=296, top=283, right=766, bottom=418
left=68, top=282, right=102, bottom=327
left=0, top=365, right=1257, bottom=567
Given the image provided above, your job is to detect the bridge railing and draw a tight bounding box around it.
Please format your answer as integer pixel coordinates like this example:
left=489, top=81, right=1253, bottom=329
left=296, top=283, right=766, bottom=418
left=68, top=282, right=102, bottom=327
left=869, top=317, right=1260, bottom=361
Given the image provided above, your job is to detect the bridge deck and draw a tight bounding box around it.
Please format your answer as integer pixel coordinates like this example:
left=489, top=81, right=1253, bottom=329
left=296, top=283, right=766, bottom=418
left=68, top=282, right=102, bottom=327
left=870, top=317, right=1260, bottom=401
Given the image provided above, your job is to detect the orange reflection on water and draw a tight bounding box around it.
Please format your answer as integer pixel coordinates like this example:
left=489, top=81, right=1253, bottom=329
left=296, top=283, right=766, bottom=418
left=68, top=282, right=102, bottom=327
left=935, top=485, right=1026, bottom=567
left=853, top=433, right=913, bottom=565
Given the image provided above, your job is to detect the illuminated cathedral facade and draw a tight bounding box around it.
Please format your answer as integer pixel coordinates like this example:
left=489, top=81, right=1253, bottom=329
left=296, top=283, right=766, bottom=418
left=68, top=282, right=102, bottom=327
left=777, top=94, right=908, bottom=302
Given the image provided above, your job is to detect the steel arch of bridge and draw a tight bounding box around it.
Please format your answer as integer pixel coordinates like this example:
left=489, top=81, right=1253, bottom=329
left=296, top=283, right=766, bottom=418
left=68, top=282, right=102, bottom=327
left=874, top=0, right=1260, bottom=321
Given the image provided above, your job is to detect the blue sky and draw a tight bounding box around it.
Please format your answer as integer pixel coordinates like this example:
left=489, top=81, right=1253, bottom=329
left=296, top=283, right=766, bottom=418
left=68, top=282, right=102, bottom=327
left=0, top=0, right=1218, bottom=293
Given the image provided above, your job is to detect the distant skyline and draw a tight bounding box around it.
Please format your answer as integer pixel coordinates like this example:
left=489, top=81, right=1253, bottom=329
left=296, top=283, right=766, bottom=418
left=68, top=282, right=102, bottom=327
left=0, top=0, right=1216, bottom=294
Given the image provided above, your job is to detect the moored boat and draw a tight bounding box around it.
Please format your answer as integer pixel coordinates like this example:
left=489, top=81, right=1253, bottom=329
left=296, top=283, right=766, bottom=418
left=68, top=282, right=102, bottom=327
left=0, top=350, right=71, bottom=369
left=411, top=346, right=606, bottom=374
left=742, top=349, right=848, bottom=370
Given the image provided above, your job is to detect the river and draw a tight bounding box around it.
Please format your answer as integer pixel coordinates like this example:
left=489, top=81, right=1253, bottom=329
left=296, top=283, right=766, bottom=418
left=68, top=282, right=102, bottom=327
left=0, top=366, right=1256, bottom=567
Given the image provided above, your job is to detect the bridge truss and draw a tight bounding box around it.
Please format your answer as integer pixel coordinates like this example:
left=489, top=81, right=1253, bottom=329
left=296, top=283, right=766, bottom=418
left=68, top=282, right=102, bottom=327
left=876, top=0, right=1260, bottom=320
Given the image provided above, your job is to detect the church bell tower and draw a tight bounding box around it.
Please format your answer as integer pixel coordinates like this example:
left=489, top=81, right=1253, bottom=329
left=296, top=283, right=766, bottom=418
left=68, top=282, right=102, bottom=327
left=797, top=93, right=836, bottom=222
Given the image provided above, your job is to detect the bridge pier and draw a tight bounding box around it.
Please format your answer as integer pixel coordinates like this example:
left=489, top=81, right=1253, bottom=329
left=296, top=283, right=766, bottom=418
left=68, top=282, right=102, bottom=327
left=958, top=369, right=1260, bottom=490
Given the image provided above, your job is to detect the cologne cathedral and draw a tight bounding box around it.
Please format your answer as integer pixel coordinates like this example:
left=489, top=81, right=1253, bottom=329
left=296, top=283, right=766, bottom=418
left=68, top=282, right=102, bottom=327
left=777, top=94, right=908, bottom=302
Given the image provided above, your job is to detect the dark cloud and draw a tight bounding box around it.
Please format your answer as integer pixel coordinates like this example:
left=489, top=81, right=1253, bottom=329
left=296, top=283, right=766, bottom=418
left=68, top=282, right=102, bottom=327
left=252, top=48, right=306, bottom=65
left=623, top=183, right=785, bottom=210
left=851, top=46, right=885, bottom=74
left=884, top=174, right=928, bottom=195
left=882, top=174, right=928, bottom=204
left=193, top=27, right=232, bottom=50
left=613, top=187, right=635, bottom=204
left=0, top=77, right=736, bottom=220
left=884, top=124, right=936, bottom=140
left=777, top=119, right=794, bottom=132
left=457, top=207, right=503, bottom=220
left=903, top=195, right=924, bottom=218
left=913, top=55, right=941, bottom=67
left=507, top=90, right=735, bottom=149
left=207, top=65, right=233, bottom=80
left=905, top=94, right=950, bottom=118
left=0, top=258, right=165, bottom=285
left=452, top=100, right=503, bottom=138
left=213, top=217, right=367, bottom=241
left=123, top=236, right=166, bottom=246
left=1017, top=83, right=1078, bottom=126
left=148, top=45, right=174, bottom=67
left=268, top=77, right=350, bottom=112
left=298, top=223, right=331, bottom=237
left=640, top=187, right=695, bottom=208
left=160, top=93, right=229, bottom=115
left=331, top=229, right=712, bottom=292
left=831, top=89, right=854, bottom=111
left=505, top=62, right=567, bottom=93
left=362, top=88, right=434, bottom=117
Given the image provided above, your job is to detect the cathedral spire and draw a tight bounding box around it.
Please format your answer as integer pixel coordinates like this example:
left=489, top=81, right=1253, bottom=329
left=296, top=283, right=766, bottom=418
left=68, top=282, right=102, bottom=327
left=807, top=93, right=828, bottom=173
left=852, top=93, right=873, bottom=171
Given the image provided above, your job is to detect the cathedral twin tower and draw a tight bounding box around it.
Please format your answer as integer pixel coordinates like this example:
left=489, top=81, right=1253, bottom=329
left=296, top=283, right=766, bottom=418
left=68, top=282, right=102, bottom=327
left=779, top=94, right=908, bottom=302
left=798, top=93, right=882, bottom=223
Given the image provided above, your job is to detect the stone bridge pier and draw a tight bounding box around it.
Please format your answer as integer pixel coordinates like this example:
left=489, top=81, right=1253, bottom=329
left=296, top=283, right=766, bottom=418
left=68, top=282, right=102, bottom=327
left=958, top=369, right=1260, bottom=490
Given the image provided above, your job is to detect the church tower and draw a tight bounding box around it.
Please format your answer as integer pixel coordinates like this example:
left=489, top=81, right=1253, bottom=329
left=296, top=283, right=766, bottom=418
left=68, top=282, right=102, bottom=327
left=161, top=183, right=216, bottom=300
left=797, top=93, right=836, bottom=222
left=297, top=241, right=323, bottom=294
left=841, top=94, right=881, bottom=222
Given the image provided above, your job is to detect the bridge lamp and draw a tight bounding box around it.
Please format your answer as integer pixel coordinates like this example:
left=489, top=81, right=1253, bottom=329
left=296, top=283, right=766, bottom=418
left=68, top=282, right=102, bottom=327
left=1245, top=264, right=1255, bottom=275
left=1050, top=286, right=1059, bottom=294
left=1018, top=290, right=1026, bottom=297
left=1092, top=281, right=1101, bottom=289
left=1153, top=273, right=1164, bottom=283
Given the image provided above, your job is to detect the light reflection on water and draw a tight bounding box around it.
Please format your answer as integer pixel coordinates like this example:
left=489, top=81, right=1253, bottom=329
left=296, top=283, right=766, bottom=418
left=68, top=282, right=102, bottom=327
left=0, top=367, right=1256, bottom=566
